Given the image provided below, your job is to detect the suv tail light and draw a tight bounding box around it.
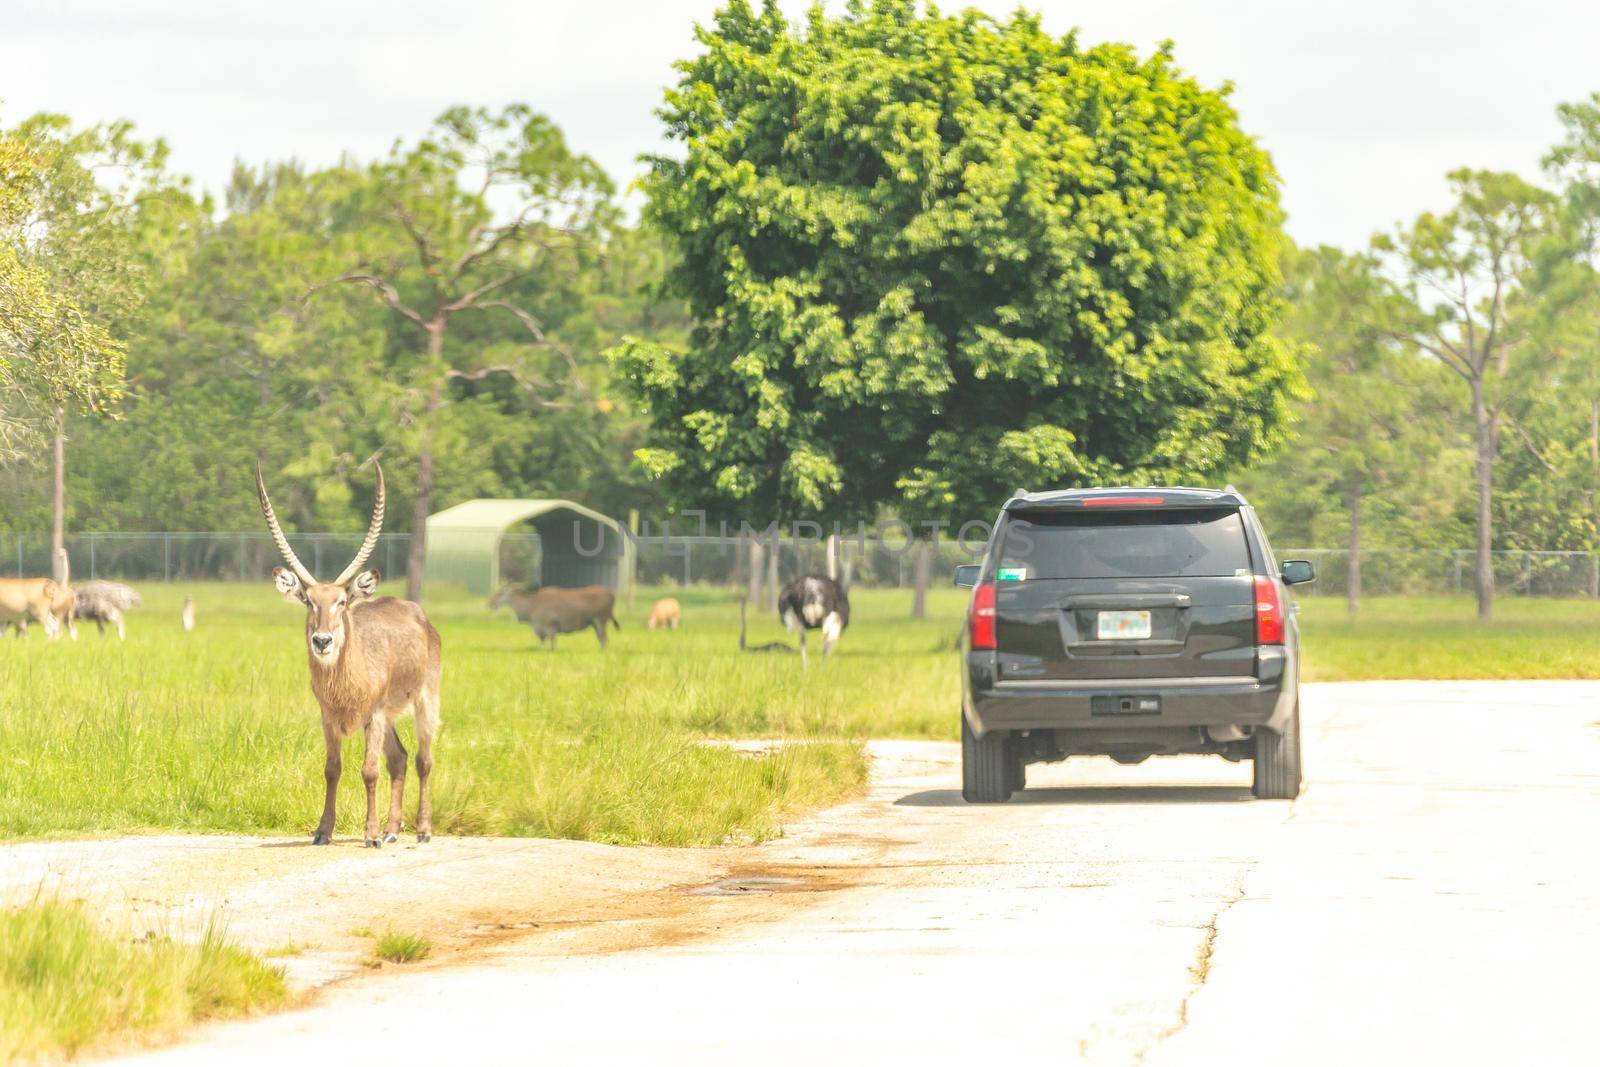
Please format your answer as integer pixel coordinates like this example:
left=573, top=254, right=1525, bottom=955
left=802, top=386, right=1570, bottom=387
left=1254, top=575, right=1285, bottom=645
left=969, top=581, right=998, bottom=650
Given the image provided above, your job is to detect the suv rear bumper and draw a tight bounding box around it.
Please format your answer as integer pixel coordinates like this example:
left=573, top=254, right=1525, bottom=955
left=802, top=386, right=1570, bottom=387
left=963, top=648, right=1296, bottom=735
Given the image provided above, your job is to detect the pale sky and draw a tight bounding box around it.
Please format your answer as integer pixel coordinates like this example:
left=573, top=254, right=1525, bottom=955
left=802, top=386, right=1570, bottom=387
left=5, top=0, right=1599, bottom=250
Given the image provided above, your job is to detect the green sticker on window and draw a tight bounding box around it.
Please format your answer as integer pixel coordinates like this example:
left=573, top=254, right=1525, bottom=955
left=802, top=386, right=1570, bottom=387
left=997, top=566, right=1026, bottom=581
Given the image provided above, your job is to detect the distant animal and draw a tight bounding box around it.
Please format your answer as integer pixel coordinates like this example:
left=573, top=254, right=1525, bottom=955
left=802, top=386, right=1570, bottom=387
left=778, top=575, right=849, bottom=670
left=490, top=583, right=619, bottom=649
left=0, top=578, right=61, bottom=640
left=181, top=595, right=196, bottom=632
left=72, top=580, right=141, bottom=639
left=738, top=597, right=792, bottom=654
left=49, top=583, right=77, bottom=640
left=50, top=549, right=77, bottom=639
left=646, top=597, right=681, bottom=631
left=259, top=461, right=442, bottom=848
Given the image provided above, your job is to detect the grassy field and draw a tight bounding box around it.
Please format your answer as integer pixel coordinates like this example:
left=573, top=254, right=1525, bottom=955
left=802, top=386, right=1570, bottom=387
left=1296, top=595, right=1600, bottom=680
left=5, top=581, right=1599, bottom=845
left=0, top=582, right=966, bottom=844
left=0, top=900, right=287, bottom=1063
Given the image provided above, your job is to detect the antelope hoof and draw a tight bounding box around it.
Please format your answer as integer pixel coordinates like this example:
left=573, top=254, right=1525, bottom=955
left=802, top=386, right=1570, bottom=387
left=312, top=832, right=332, bottom=846
left=417, top=832, right=432, bottom=844
left=383, top=833, right=398, bottom=845
left=364, top=837, right=382, bottom=849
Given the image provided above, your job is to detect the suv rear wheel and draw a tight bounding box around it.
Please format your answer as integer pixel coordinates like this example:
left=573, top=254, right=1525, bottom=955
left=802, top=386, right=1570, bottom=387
left=1252, top=707, right=1302, bottom=799
left=961, top=715, right=1014, bottom=803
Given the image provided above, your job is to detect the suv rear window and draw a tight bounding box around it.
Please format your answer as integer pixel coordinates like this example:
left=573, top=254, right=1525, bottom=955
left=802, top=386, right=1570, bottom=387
left=998, top=507, right=1251, bottom=580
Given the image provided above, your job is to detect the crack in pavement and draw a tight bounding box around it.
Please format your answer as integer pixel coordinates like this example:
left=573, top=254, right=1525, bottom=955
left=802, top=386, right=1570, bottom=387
left=1129, top=861, right=1259, bottom=1066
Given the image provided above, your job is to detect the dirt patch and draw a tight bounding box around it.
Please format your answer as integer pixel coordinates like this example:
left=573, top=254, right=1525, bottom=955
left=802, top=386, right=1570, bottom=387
left=0, top=742, right=948, bottom=992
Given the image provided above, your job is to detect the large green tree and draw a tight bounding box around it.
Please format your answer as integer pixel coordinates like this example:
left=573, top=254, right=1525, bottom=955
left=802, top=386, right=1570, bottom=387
left=1374, top=170, right=1557, bottom=619
left=617, top=0, right=1301, bottom=527
left=1237, top=246, right=1460, bottom=612
left=312, top=105, right=616, bottom=599
left=0, top=114, right=178, bottom=579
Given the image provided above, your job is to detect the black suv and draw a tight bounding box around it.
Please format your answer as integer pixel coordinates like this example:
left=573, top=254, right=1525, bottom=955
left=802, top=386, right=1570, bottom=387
left=955, top=487, right=1314, bottom=803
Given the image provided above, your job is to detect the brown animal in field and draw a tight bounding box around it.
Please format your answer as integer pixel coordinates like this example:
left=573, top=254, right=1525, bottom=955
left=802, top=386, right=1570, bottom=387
left=259, top=462, right=442, bottom=847
left=490, top=583, right=619, bottom=649
left=646, top=597, right=681, bottom=631
left=49, top=584, right=77, bottom=640
left=0, top=577, right=62, bottom=639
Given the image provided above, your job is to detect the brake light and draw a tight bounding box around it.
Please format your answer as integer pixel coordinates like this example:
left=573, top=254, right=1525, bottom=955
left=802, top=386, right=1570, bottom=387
left=969, top=581, right=997, bottom=650
left=1254, top=575, right=1284, bottom=645
left=1083, top=496, right=1165, bottom=507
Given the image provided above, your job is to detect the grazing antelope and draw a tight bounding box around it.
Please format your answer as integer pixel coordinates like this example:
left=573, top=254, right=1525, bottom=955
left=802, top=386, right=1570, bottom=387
left=0, top=578, right=61, bottom=639
left=646, top=597, right=681, bottom=631
left=258, top=462, right=441, bottom=847
left=490, top=583, right=619, bottom=650
left=778, top=575, right=849, bottom=670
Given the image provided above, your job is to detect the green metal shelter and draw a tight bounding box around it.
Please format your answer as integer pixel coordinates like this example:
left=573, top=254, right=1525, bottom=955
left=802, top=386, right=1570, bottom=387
left=425, top=499, right=631, bottom=596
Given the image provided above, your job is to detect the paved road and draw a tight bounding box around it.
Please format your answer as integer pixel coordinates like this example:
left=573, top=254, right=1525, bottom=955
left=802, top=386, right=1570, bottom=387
left=117, top=681, right=1600, bottom=1066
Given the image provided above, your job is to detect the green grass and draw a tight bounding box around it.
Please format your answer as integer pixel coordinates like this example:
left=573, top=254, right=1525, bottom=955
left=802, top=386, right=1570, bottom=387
left=0, top=900, right=288, bottom=1064
left=371, top=931, right=431, bottom=965
left=0, top=582, right=964, bottom=844
left=1297, top=594, right=1600, bottom=680
left=6, top=580, right=1594, bottom=847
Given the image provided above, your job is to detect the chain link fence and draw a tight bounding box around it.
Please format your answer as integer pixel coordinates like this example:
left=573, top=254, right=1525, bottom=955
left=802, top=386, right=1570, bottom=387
left=7, top=530, right=981, bottom=589
left=1280, top=549, right=1600, bottom=599
left=14, top=532, right=1600, bottom=598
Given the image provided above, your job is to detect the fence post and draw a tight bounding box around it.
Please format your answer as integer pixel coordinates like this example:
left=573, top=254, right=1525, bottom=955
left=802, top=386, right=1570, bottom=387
left=385, top=536, right=393, bottom=583
left=1522, top=552, right=1531, bottom=594
left=15, top=534, right=21, bottom=577
left=1591, top=553, right=1598, bottom=599
left=238, top=533, right=246, bottom=581
left=162, top=533, right=170, bottom=582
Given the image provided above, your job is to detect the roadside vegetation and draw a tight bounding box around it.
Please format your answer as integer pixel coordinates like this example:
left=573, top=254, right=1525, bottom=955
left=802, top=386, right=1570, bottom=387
left=371, top=932, right=431, bottom=965
left=1297, top=595, right=1600, bottom=680
left=0, top=900, right=287, bottom=1064
left=0, top=583, right=956, bottom=845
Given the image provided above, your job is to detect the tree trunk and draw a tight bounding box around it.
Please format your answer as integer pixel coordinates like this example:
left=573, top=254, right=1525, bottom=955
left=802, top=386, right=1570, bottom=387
left=746, top=534, right=764, bottom=606
left=1591, top=400, right=1599, bottom=599
left=1345, top=489, right=1361, bottom=617
left=405, top=324, right=449, bottom=603
left=1472, top=382, right=1495, bottom=621
left=51, top=405, right=67, bottom=585
left=911, top=539, right=932, bottom=618
left=764, top=532, right=780, bottom=613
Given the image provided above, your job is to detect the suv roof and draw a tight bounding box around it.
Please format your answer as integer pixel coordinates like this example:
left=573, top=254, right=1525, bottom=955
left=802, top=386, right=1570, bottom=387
left=1005, top=486, right=1247, bottom=510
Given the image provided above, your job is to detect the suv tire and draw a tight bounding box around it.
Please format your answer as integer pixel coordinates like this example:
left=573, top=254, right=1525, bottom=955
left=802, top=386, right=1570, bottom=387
left=962, top=714, right=1014, bottom=803
left=1252, top=706, right=1302, bottom=799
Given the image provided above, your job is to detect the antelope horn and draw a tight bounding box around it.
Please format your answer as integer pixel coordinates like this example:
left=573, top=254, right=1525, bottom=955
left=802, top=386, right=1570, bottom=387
left=334, top=461, right=385, bottom=586
left=256, top=465, right=316, bottom=587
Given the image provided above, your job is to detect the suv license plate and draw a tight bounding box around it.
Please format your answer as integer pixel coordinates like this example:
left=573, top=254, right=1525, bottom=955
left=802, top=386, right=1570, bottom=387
left=1097, top=610, right=1152, bottom=640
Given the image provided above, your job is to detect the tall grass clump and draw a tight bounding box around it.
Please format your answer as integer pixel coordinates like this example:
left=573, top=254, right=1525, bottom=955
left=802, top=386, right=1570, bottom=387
left=0, top=901, right=287, bottom=1063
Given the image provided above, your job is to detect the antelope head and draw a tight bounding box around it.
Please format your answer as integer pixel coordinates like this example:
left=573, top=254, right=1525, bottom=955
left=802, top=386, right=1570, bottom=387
left=257, top=463, right=385, bottom=665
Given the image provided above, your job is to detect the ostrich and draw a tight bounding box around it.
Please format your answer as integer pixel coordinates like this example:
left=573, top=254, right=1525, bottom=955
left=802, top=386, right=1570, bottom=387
left=777, top=574, right=849, bottom=670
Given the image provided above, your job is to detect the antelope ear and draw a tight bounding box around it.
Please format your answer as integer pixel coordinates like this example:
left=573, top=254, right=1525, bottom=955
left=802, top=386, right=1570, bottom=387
left=273, top=567, right=306, bottom=603
left=348, top=569, right=381, bottom=600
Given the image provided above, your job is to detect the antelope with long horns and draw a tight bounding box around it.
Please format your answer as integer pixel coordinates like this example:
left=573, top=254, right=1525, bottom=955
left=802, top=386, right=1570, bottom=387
left=258, top=462, right=442, bottom=847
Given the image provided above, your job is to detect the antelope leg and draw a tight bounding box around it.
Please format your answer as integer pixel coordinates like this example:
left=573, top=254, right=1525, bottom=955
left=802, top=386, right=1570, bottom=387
left=315, top=720, right=341, bottom=845
left=361, top=714, right=386, bottom=847
left=383, top=721, right=407, bottom=843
